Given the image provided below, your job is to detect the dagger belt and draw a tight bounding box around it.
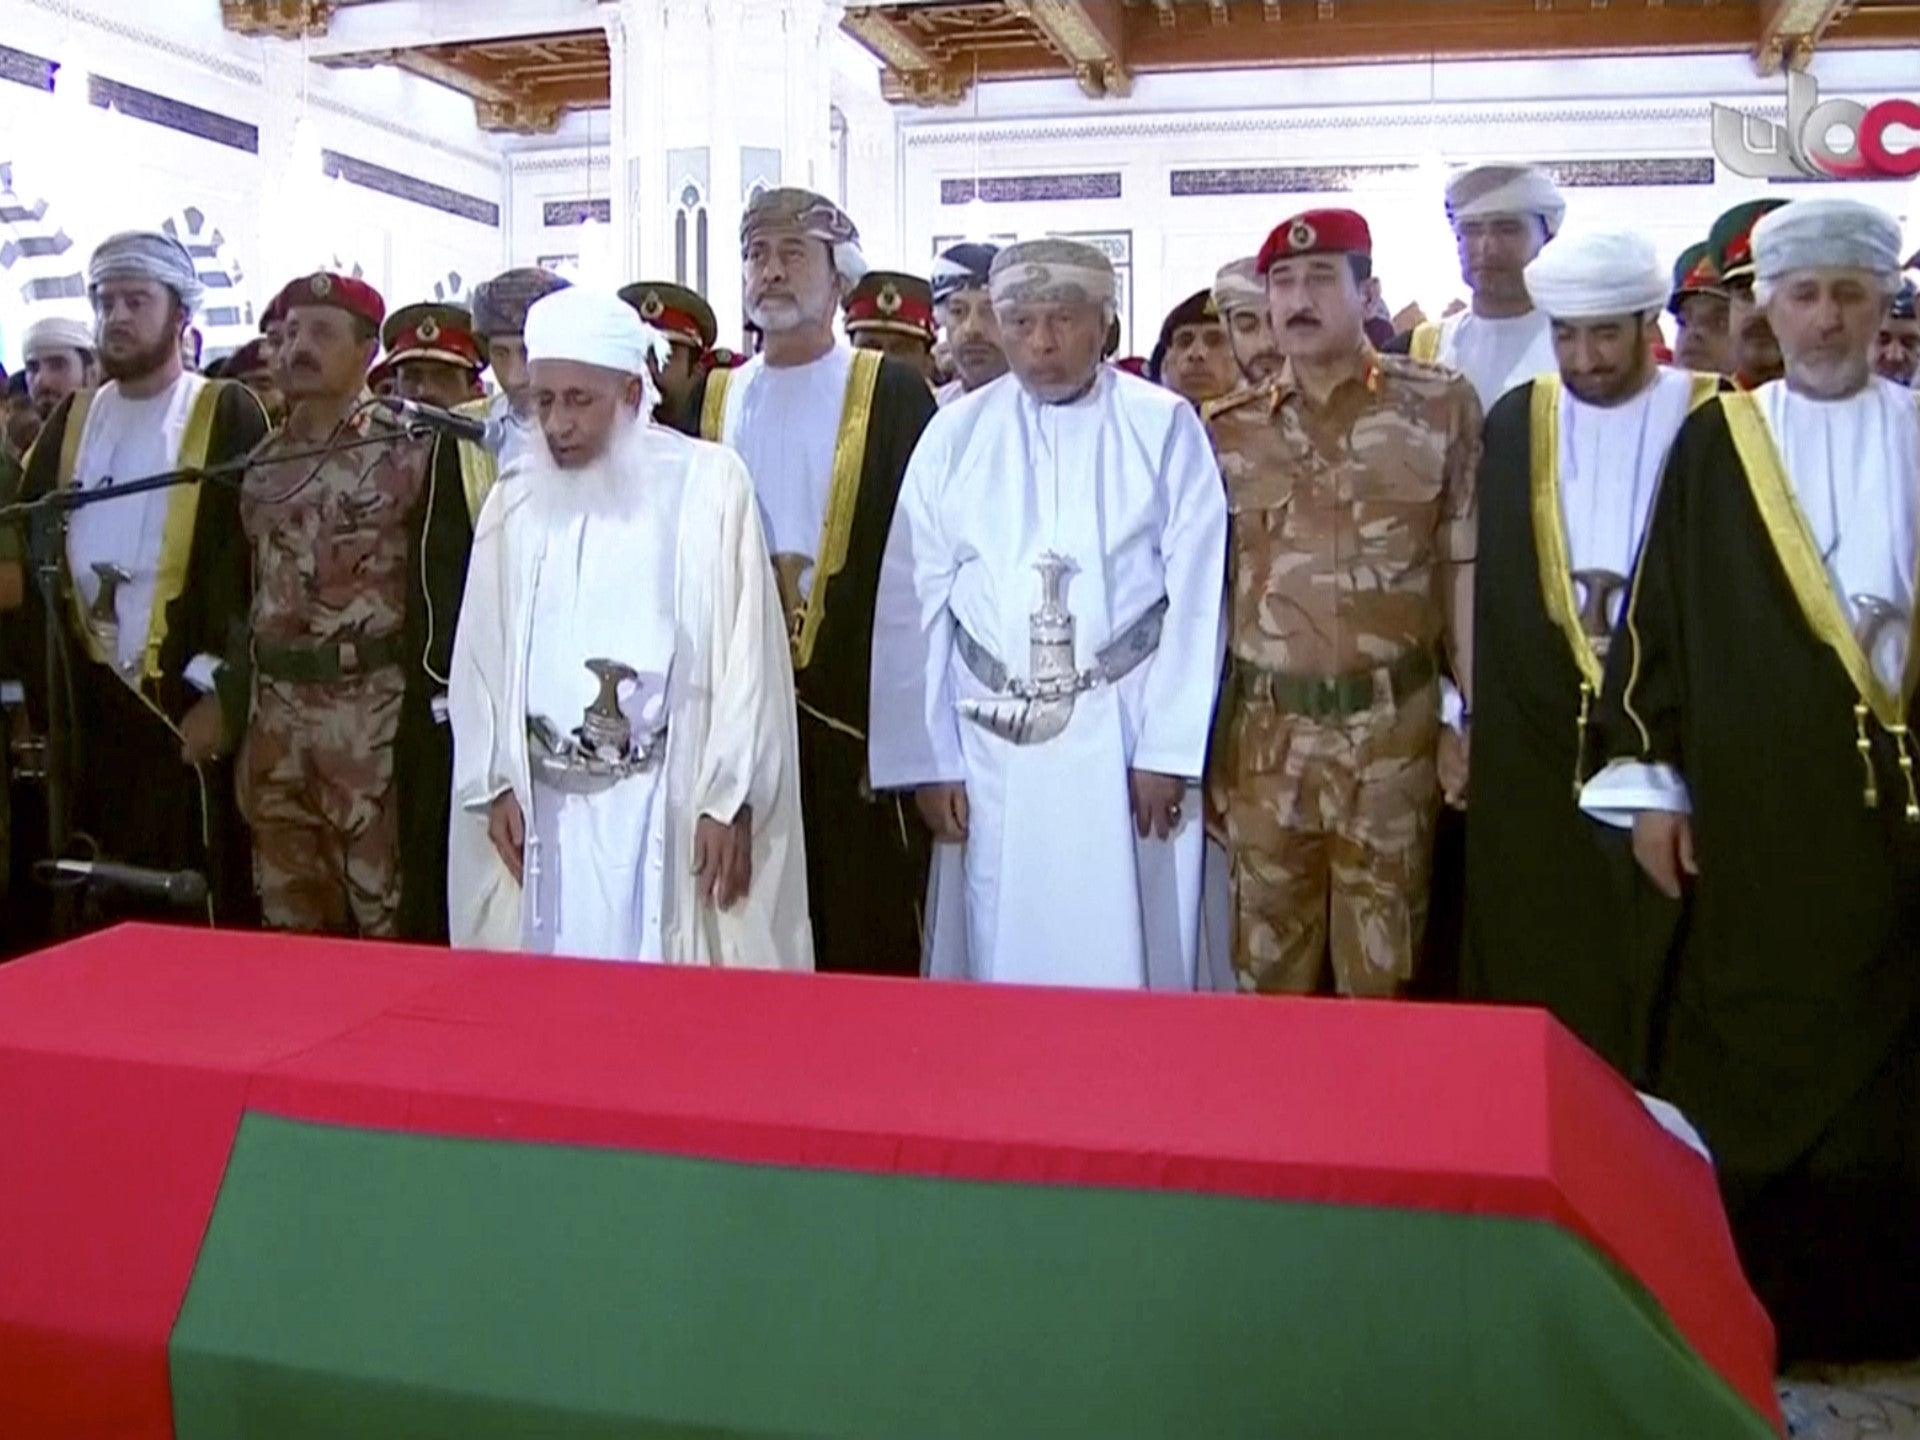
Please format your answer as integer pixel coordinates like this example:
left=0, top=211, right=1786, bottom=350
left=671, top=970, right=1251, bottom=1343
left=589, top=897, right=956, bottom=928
left=955, top=595, right=1168, bottom=706
left=527, top=714, right=669, bottom=796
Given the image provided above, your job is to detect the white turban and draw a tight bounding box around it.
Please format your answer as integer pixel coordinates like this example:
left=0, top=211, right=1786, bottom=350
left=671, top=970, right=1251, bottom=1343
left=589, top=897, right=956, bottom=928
left=23, top=314, right=95, bottom=358
left=989, top=239, right=1114, bottom=308
left=1752, top=198, right=1903, bottom=284
left=1445, top=164, right=1567, bottom=238
left=524, top=286, right=669, bottom=376
left=1523, top=230, right=1668, bottom=321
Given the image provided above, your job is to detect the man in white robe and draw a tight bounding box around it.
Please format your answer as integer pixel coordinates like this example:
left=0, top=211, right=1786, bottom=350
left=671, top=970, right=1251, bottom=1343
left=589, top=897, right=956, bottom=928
left=869, top=239, right=1227, bottom=989
left=687, top=188, right=937, bottom=977
left=1580, top=199, right=1920, bottom=1362
left=1402, top=164, right=1565, bottom=410
left=447, top=287, right=811, bottom=969
left=1462, top=230, right=1717, bottom=1078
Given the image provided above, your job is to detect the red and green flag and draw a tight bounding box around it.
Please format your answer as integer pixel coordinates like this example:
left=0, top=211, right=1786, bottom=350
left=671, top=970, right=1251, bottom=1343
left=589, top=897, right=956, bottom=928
left=0, top=926, right=1782, bottom=1437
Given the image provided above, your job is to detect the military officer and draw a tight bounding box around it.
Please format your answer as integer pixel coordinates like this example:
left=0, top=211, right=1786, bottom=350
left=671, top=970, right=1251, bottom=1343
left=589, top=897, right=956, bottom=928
left=1668, top=241, right=1731, bottom=377
left=1205, top=208, right=1483, bottom=997
left=843, top=270, right=939, bottom=385
left=617, top=280, right=717, bottom=425
left=381, top=302, right=486, bottom=411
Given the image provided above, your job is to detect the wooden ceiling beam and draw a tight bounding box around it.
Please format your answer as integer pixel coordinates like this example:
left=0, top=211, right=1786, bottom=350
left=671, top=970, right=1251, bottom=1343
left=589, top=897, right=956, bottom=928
left=1755, top=0, right=1856, bottom=73
left=1107, top=0, right=1758, bottom=71
left=218, top=0, right=336, bottom=39
left=1007, top=0, right=1131, bottom=97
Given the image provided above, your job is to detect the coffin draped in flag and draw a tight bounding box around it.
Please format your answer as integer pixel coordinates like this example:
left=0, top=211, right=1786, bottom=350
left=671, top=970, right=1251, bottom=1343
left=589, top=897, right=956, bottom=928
left=0, top=925, right=1781, bottom=1438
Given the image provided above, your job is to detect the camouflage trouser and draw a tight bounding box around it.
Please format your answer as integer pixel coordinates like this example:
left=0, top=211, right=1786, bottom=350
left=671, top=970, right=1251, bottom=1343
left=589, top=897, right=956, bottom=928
left=239, top=671, right=405, bottom=938
left=1214, top=677, right=1440, bottom=996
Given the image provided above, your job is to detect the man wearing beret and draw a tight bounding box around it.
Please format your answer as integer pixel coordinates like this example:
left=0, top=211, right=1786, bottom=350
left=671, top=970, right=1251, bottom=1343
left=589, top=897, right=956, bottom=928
left=1582, top=198, right=1920, bottom=1362
left=1874, top=276, right=1917, bottom=387
left=1149, top=288, right=1237, bottom=409
left=1400, top=163, right=1564, bottom=410
left=469, top=267, right=570, bottom=476
left=1463, top=230, right=1718, bottom=1079
left=10, top=231, right=270, bottom=928
left=618, top=280, right=715, bottom=427
left=930, top=242, right=1007, bottom=407
left=844, top=270, right=940, bottom=387
left=1705, top=198, right=1789, bottom=391
left=258, top=286, right=289, bottom=374
left=1206, top=208, right=1482, bottom=998
left=1667, top=241, right=1730, bottom=377
left=235, top=271, right=473, bottom=942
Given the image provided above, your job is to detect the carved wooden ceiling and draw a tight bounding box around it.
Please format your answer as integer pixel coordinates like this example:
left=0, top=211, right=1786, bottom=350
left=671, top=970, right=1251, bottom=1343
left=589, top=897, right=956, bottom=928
left=217, top=0, right=1920, bottom=128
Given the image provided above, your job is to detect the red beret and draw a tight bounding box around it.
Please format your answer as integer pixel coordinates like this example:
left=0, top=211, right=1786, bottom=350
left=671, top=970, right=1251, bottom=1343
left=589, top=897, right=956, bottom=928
left=260, top=290, right=288, bottom=330
left=276, top=272, right=386, bottom=332
left=700, top=346, right=749, bottom=373
left=1114, top=356, right=1149, bottom=378
left=1257, top=208, right=1372, bottom=273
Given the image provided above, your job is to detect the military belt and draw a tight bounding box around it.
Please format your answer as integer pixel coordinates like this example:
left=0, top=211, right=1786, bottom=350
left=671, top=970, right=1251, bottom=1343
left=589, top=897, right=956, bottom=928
left=253, top=631, right=406, bottom=684
left=955, top=596, right=1168, bottom=696
left=1232, top=646, right=1436, bottom=721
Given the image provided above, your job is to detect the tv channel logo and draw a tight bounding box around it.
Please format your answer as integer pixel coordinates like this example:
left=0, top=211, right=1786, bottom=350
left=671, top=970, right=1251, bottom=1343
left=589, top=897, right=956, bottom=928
left=1712, top=72, right=1920, bottom=180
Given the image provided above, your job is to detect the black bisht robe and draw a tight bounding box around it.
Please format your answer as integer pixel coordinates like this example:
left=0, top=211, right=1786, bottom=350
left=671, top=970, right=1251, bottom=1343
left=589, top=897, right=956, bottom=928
left=1594, top=393, right=1920, bottom=1363
left=16, top=381, right=269, bottom=928
left=1461, top=382, right=1682, bottom=1082
left=395, top=432, right=473, bottom=944
left=687, top=356, right=937, bottom=975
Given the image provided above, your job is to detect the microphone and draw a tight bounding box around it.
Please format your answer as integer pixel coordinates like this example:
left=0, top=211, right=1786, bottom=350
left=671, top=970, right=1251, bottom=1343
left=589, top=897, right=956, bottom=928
left=378, top=396, right=490, bottom=444
left=50, top=859, right=209, bottom=909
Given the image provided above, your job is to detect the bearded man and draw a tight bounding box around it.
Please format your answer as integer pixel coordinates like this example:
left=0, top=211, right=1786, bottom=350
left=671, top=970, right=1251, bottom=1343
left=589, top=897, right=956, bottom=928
left=1462, top=231, right=1717, bottom=1079
left=1210, top=258, right=1281, bottom=386
left=11, top=231, right=269, bottom=925
left=687, top=187, right=936, bottom=976
left=871, top=239, right=1226, bottom=989
left=448, top=288, right=810, bottom=966
left=1582, top=199, right=1920, bottom=1363
left=930, top=242, right=1007, bottom=406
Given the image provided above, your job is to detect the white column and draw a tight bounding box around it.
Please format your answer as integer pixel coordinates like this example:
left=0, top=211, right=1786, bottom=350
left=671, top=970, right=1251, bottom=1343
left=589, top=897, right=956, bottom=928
left=707, top=0, right=745, bottom=345
left=601, top=3, right=635, bottom=284
left=256, top=41, right=308, bottom=299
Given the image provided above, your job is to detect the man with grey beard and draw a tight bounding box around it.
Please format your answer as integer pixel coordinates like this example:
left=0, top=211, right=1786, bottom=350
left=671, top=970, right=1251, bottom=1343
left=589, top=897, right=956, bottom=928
left=686, top=187, right=936, bottom=977
left=1582, top=198, right=1920, bottom=1364
left=448, top=287, right=810, bottom=968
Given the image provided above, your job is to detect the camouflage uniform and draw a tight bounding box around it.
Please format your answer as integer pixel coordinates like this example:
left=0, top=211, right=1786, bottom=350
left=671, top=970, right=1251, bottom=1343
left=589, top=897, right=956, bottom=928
left=238, top=413, right=430, bottom=936
left=1205, top=352, right=1482, bottom=995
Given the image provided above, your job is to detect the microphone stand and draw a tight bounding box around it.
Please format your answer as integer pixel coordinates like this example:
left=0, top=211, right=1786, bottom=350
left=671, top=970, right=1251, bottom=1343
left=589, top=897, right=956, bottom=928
left=0, top=420, right=423, bottom=936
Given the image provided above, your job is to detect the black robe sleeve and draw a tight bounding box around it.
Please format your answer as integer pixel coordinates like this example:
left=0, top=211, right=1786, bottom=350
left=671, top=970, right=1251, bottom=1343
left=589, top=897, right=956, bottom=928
left=396, top=435, right=473, bottom=945
left=1380, top=329, right=1414, bottom=356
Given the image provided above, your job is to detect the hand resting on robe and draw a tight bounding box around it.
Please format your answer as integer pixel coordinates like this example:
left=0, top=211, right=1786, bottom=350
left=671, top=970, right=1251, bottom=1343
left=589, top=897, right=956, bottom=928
left=694, top=808, right=752, bottom=911
left=915, top=783, right=970, bottom=842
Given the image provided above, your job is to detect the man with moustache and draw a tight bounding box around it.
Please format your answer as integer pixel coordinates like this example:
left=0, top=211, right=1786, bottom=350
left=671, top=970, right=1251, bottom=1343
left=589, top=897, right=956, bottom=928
left=689, top=187, right=936, bottom=976
left=18, top=316, right=97, bottom=426
left=1705, top=198, right=1789, bottom=391
left=1149, top=289, right=1238, bottom=408
left=1581, top=199, right=1919, bottom=1363
left=235, top=272, right=472, bottom=941
left=1403, top=164, right=1565, bottom=411
left=1874, top=278, right=1917, bottom=387
left=10, top=231, right=269, bottom=926
left=870, top=239, right=1227, bottom=989
left=1207, top=208, right=1481, bottom=998
left=930, top=242, right=1007, bottom=407
left=1462, top=231, right=1718, bottom=1079
left=1668, top=241, right=1731, bottom=376
left=1211, top=258, right=1282, bottom=386
left=469, top=268, right=571, bottom=475
left=447, top=287, right=810, bottom=966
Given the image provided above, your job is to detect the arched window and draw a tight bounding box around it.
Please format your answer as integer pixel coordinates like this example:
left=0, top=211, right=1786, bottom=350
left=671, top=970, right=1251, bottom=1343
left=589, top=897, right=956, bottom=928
left=675, top=180, right=707, bottom=289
